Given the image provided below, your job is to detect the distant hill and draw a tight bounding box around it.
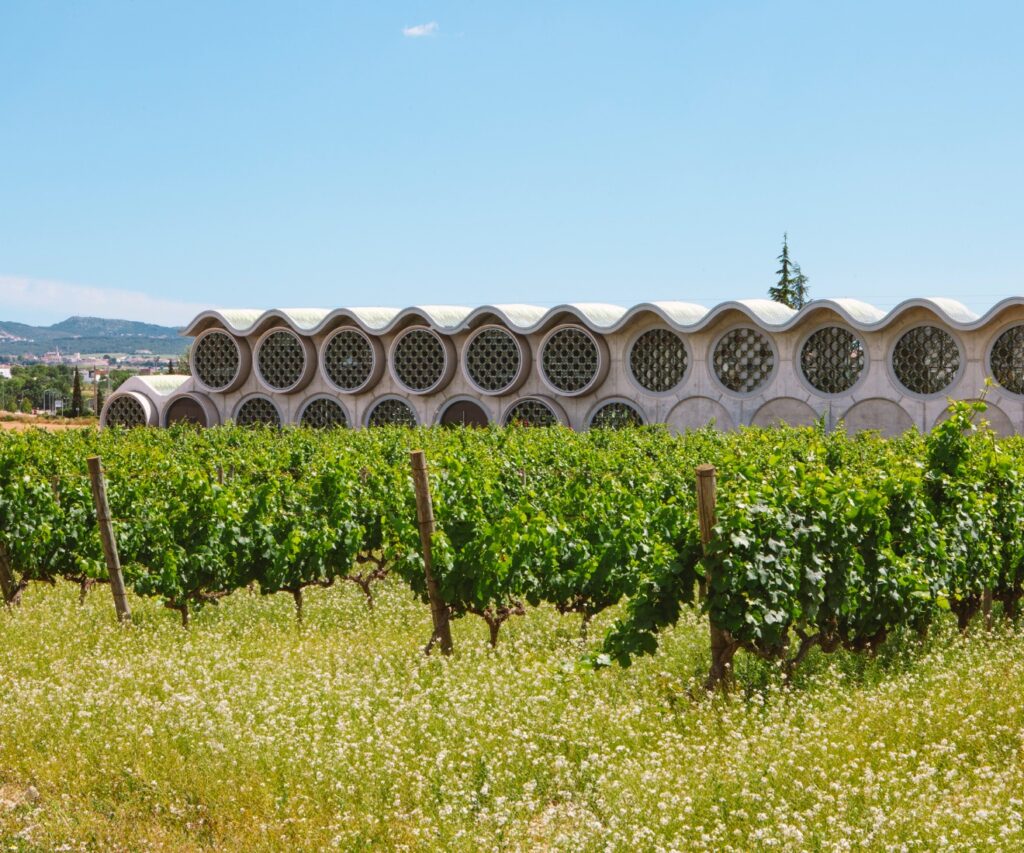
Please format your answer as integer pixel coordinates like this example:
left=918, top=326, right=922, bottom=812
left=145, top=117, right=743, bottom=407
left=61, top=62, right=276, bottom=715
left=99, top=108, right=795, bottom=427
left=0, top=316, right=190, bottom=358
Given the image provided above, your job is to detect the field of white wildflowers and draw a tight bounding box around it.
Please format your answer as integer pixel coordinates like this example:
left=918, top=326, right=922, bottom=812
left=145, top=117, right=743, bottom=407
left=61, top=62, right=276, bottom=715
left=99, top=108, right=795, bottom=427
left=1, top=579, right=1023, bottom=851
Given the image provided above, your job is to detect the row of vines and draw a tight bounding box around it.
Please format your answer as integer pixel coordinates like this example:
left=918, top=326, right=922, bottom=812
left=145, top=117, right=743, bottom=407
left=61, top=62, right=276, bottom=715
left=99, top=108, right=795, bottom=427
left=1, top=401, right=1022, bottom=684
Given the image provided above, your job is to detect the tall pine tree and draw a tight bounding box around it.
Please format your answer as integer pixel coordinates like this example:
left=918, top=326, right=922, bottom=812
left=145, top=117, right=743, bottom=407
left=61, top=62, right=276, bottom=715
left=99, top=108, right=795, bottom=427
left=790, top=263, right=810, bottom=309
left=769, top=233, right=810, bottom=309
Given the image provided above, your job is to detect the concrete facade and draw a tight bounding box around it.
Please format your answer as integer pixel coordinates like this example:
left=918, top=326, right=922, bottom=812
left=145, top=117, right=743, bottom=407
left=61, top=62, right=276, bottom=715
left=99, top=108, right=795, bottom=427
left=100, top=298, right=1024, bottom=435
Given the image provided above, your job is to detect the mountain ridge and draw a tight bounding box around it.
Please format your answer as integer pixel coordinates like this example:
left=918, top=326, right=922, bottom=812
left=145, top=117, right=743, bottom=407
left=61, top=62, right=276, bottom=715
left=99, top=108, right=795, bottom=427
left=0, top=316, right=189, bottom=357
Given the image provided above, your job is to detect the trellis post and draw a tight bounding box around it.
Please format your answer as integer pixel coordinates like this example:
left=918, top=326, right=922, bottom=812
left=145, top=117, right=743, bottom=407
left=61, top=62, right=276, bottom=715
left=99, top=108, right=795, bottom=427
left=410, top=450, right=453, bottom=655
left=697, top=464, right=733, bottom=690
left=87, top=456, right=132, bottom=623
left=0, top=545, right=19, bottom=605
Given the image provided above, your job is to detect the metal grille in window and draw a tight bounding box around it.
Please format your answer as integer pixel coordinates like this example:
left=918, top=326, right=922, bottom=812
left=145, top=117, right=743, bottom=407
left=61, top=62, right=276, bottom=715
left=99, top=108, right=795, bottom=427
left=194, top=331, right=240, bottom=390
left=504, top=399, right=557, bottom=427
left=800, top=327, right=865, bottom=394
left=367, top=398, right=417, bottom=427
left=257, top=331, right=306, bottom=390
left=541, top=328, right=599, bottom=393
left=466, top=328, right=522, bottom=392
left=106, top=396, right=146, bottom=428
left=393, top=329, right=446, bottom=392
left=892, top=326, right=960, bottom=395
left=590, top=402, right=643, bottom=429
left=236, top=397, right=281, bottom=427
left=300, top=398, right=348, bottom=429
left=629, top=328, right=688, bottom=392
left=713, top=328, right=775, bottom=392
left=324, top=330, right=374, bottom=391
left=990, top=326, right=1024, bottom=394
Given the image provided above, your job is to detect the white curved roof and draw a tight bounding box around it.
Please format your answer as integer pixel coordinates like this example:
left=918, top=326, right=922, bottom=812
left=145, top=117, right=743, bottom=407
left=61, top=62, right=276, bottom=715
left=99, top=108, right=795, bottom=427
left=118, top=374, right=191, bottom=397
left=181, top=297, right=1022, bottom=338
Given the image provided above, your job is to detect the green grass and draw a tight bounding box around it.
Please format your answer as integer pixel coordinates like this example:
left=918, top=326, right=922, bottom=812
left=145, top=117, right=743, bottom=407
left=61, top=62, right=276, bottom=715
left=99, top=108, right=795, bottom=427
left=1, top=581, right=1023, bottom=851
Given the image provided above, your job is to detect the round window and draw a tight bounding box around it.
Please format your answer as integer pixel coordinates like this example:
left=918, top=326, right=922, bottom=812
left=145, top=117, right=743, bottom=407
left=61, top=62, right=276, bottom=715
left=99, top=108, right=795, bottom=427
left=504, top=398, right=558, bottom=427
left=323, top=329, right=376, bottom=392
left=713, top=328, right=775, bottom=393
left=193, top=330, right=241, bottom=391
left=257, top=330, right=307, bottom=391
left=236, top=397, right=281, bottom=427
left=541, top=327, right=600, bottom=394
left=300, top=398, right=349, bottom=429
left=892, top=326, right=960, bottom=395
left=990, top=325, right=1024, bottom=395
left=800, top=327, right=865, bottom=394
left=105, top=395, right=147, bottom=428
left=392, top=329, right=448, bottom=393
left=367, top=398, right=418, bottom=427
left=589, top=401, right=644, bottom=428
left=629, top=328, right=688, bottom=392
left=465, top=327, right=523, bottom=393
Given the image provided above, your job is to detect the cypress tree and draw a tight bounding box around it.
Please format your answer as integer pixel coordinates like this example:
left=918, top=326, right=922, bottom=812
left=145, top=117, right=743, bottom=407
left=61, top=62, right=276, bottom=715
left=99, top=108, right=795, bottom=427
left=70, top=368, right=83, bottom=417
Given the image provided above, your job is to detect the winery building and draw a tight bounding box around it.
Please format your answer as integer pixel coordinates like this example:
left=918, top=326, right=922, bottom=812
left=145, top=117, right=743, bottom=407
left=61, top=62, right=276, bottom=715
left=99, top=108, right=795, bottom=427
left=101, top=298, right=1024, bottom=436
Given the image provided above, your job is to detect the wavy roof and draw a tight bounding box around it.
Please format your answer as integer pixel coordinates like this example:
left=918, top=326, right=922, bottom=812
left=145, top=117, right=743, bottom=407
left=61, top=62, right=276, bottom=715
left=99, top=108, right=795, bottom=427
left=182, top=297, right=1023, bottom=338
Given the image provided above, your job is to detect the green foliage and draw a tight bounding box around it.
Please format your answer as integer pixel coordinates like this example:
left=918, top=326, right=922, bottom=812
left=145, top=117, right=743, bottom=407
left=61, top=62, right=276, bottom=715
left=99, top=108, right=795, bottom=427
left=175, top=343, right=192, bottom=375
left=0, top=364, right=73, bottom=410
left=0, top=406, right=1020, bottom=671
left=109, top=369, right=134, bottom=391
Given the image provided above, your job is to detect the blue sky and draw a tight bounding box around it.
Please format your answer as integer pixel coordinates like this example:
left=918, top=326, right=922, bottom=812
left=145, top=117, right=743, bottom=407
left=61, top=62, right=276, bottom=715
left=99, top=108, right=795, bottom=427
left=2, top=1, right=1023, bottom=325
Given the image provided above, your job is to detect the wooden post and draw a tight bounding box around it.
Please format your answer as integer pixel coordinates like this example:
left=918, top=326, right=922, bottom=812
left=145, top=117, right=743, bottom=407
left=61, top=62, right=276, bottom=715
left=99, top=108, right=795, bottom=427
left=410, top=450, right=453, bottom=655
left=982, top=588, right=993, bottom=631
left=87, top=457, right=132, bottom=623
left=697, top=464, right=733, bottom=690
left=216, top=464, right=224, bottom=486
left=696, top=465, right=717, bottom=547
left=0, top=544, right=19, bottom=604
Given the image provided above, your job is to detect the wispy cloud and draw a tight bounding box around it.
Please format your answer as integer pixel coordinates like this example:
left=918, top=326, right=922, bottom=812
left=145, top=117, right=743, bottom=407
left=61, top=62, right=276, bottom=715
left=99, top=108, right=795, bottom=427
left=402, top=21, right=438, bottom=38
left=0, top=275, right=211, bottom=327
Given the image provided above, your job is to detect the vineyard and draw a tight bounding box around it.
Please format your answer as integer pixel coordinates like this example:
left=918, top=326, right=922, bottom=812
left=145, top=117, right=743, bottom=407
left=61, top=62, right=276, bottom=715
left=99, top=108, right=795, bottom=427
left=1, top=400, right=1022, bottom=682
left=3, top=407, right=1024, bottom=849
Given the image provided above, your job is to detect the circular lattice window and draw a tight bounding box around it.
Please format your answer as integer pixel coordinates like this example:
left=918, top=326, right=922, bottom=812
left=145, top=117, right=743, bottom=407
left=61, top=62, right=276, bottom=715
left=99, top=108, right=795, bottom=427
left=990, top=326, right=1024, bottom=395
left=504, top=398, right=558, bottom=427
left=323, top=329, right=375, bottom=392
left=367, top=398, right=418, bottom=427
left=589, top=401, right=644, bottom=429
left=392, top=329, right=448, bottom=393
left=800, top=327, right=865, bottom=394
left=892, top=326, right=960, bottom=395
left=541, top=327, right=601, bottom=394
left=629, top=328, right=688, bottom=392
left=465, top=327, right=523, bottom=393
left=300, top=398, right=349, bottom=429
left=193, top=330, right=241, bottom=391
left=105, top=395, right=147, bottom=428
left=257, top=330, right=307, bottom=391
left=713, top=328, right=775, bottom=393
left=236, top=397, right=281, bottom=427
